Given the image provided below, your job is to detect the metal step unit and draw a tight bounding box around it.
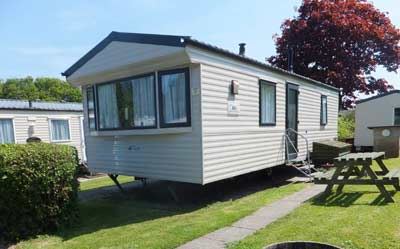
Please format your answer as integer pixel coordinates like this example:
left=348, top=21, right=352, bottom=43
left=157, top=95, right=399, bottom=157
left=284, top=128, right=321, bottom=179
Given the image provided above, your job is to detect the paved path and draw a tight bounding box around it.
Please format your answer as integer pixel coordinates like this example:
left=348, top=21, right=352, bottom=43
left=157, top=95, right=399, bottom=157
left=177, top=184, right=325, bottom=249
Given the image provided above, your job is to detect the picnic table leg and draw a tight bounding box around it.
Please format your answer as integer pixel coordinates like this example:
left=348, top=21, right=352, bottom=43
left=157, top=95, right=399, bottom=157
left=336, top=165, right=355, bottom=193
left=324, top=164, right=345, bottom=195
left=363, top=163, right=394, bottom=203
left=376, top=158, right=389, bottom=175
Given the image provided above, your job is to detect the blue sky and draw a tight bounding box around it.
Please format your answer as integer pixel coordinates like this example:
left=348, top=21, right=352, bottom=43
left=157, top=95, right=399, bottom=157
left=0, top=0, right=399, bottom=90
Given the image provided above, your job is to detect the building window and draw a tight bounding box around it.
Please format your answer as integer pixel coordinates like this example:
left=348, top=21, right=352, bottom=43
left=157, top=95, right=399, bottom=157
left=158, top=68, right=191, bottom=128
left=320, top=95, right=328, bottom=125
left=259, top=80, right=276, bottom=126
left=50, top=119, right=71, bottom=141
left=86, top=86, right=96, bottom=131
left=394, top=108, right=400, bottom=125
left=96, top=73, right=156, bottom=130
left=0, top=119, right=15, bottom=144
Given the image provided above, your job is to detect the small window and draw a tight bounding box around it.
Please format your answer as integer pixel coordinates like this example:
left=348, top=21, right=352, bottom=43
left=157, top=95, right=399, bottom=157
left=158, top=68, right=191, bottom=128
left=50, top=119, right=71, bottom=141
left=320, top=95, right=328, bottom=125
left=96, top=74, right=156, bottom=130
left=394, top=108, right=400, bottom=125
left=259, top=80, right=276, bottom=126
left=86, top=86, right=96, bottom=131
left=0, top=119, right=15, bottom=144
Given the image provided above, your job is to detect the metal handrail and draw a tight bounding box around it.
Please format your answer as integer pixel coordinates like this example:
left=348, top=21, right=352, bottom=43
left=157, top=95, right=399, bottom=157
left=284, top=128, right=312, bottom=178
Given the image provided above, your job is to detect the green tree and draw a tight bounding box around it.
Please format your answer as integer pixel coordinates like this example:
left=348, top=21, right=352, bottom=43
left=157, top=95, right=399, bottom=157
left=0, top=77, right=82, bottom=102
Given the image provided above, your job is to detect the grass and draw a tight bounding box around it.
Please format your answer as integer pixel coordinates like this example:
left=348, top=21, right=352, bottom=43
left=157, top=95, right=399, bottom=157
left=16, top=170, right=305, bottom=249
left=79, top=175, right=134, bottom=192
left=230, top=158, right=400, bottom=249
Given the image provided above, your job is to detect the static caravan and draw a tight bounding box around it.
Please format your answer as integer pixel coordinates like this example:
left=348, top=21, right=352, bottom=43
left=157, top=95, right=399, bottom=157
left=0, top=99, right=86, bottom=161
left=63, top=32, right=339, bottom=184
left=355, top=90, right=400, bottom=150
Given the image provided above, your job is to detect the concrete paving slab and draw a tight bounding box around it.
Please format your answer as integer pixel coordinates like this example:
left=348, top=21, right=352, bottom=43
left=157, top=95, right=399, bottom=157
left=204, top=226, right=255, bottom=243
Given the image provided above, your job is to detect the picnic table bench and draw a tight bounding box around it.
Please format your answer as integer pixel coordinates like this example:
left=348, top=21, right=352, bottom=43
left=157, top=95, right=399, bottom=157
left=314, top=152, right=400, bottom=202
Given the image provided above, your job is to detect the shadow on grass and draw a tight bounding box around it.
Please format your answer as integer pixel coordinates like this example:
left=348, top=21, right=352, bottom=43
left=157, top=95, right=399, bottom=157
left=55, top=166, right=300, bottom=241
left=312, top=190, right=397, bottom=207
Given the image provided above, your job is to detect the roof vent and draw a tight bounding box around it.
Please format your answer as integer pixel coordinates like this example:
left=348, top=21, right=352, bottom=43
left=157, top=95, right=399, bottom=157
left=239, top=43, right=246, bottom=56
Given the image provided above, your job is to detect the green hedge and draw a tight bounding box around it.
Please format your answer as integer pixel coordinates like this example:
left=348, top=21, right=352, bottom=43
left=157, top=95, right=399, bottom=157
left=0, top=143, right=79, bottom=242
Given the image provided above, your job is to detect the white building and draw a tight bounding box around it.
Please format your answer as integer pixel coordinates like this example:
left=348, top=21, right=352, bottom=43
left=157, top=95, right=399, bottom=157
left=63, top=32, right=338, bottom=184
left=355, top=90, right=400, bottom=148
left=0, top=99, right=86, bottom=161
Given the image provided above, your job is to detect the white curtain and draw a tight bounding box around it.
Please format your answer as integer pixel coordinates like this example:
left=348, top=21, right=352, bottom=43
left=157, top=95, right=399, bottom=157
left=162, top=73, right=187, bottom=124
left=261, top=84, right=275, bottom=124
left=132, top=76, right=155, bottom=127
left=51, top=120, right=70, bottom=141
left=321, top=97, right=328, bottom=124
left=0, top=119, right=15, bottom=144
left=86, top=86, right=96, bottom=130
left=98, top=83, right=120, bottom=129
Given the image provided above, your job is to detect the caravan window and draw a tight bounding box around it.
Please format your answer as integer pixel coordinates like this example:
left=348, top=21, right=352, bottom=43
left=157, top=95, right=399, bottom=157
left=97, top=73, right=156, bottom=130
left=0, top=119, right=15, bottom=144
left=158, top=68, right=191, bottom=128
left=86, top=86, right=96, bottom=131
left=394, top=108, right=400, bottom=125
left=320, top=95, right=328, bottom=125
left=259, top=80, right=276, bottom=126
left=50, top=119, right=71, bottom=142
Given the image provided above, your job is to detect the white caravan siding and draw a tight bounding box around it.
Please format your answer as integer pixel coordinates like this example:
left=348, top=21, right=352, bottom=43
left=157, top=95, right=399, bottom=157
left=0, top=110, right=85, bottom=160
left=83, top=65, right=203, bottom=184
left=355, top=92, right=400, bottom=147
left=199, top=62, right=338, bottom=184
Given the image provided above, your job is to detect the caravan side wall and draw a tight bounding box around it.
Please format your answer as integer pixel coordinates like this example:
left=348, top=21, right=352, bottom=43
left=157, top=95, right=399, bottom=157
left=83, top=64, right=204, bottom=184
left=0, top=110, right=85, bottom=160
left=196, top=53, right=338, bottom=184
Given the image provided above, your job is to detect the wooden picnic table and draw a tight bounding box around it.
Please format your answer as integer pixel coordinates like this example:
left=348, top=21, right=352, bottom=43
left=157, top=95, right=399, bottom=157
left=314, top=152, right=400, bottom=203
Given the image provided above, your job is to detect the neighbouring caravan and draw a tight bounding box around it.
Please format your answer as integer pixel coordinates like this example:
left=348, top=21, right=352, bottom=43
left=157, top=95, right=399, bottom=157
left=0, top=99, right=86, bottom=161
left=63, top=32, right=339, bottom=184
left=354, top=90, right=400, bottom=149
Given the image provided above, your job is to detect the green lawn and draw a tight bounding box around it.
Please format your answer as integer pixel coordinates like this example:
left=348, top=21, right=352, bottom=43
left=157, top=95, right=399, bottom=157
left=230, top=158, right=400, bottom=249
left=79, top=175, right=134, bottom=191
left=16, top=174, right=305, bottom=249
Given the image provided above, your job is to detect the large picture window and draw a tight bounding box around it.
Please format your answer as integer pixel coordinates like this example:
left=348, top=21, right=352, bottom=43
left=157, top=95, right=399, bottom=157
left=158, top=68, right=191, bottom=128
left=50, top=119, right=71, bottom=142
left=0, top=119, right=15, bottom=144
left=259, top=80, right=276, bottom=126
left=97, top=73, right=156, bottom=130
left=320, top=95, right=328, bottom=125
left=394, top=108, right=400, bottom=125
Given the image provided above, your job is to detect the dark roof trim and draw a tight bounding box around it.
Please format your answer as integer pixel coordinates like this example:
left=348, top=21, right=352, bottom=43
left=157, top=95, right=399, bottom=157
left=184, top=38, right=338, bottom=92
left=0, top=108, right=82, bottom=112
left=368, top=125, right=400, bottom=129
left=62, top=32, right=188, bottom=77
left=356, top=90, right=400, bottom=104
left=62, top=32, right=338, bottom=92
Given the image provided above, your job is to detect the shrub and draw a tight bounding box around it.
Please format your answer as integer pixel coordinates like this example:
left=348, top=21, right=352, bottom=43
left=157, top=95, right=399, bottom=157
left=0, top=143, right=79, bottom=242
left=338, top=111, right=355, bottom=141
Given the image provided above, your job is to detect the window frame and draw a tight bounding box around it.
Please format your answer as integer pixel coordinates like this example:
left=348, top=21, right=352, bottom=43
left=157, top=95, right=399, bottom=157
left=86, top=85, right=97, bottom=131
left=94, top=72, right=158, bottom=131
left=158, top=67, right=191, bottom=128
left=320, top=95, right=328, bottom=126
left=394, top=107, right=400, bottom=125
left=49, top=118, right=71, bottom=142
left=0, top=118, right=16, bottom=144
left=259, top=80, right=277, bottom=126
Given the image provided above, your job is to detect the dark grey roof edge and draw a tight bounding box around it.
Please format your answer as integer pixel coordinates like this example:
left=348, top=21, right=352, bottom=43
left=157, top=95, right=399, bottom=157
left=184, top=38, right=339, bottom=92
left=0, top=99, right=83, bottom=112
left=356, top=90, right=400, bottom=104
left=62, top=31, right=189, bottom=77
left=62, top=32, right=339, bottom=92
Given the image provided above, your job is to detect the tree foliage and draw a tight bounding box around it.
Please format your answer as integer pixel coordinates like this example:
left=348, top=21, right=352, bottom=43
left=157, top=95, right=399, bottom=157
left=0, top=77, right=82, bottom=102
left=269, top=0, right=400, bottom=108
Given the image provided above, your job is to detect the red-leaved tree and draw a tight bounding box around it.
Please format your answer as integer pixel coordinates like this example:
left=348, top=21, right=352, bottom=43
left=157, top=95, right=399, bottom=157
left=268, top=0, right=400, bottom=108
